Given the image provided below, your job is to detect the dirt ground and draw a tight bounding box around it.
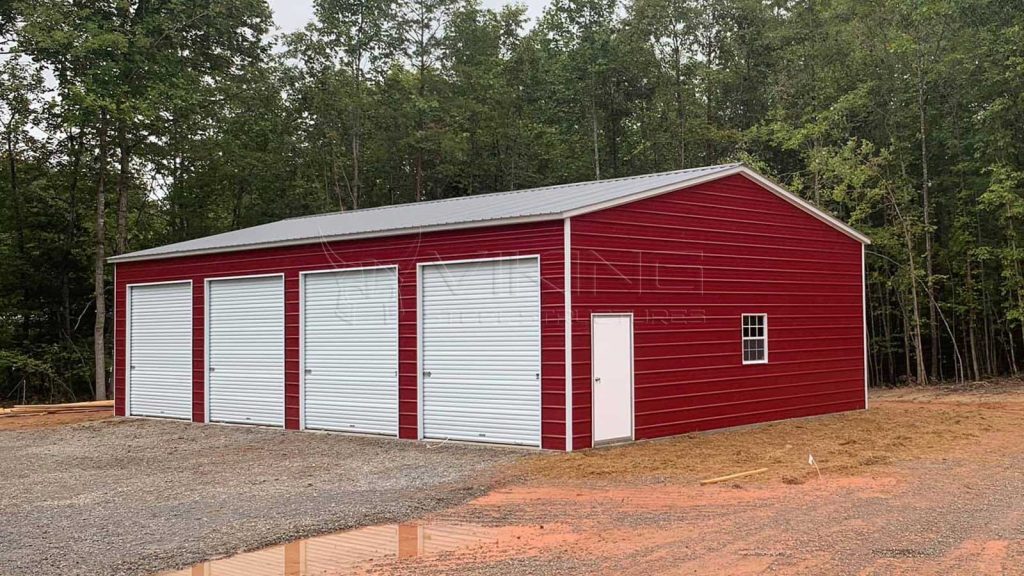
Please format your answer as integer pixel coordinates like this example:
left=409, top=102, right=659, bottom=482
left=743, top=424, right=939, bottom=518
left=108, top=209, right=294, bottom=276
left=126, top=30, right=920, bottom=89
left=511, top=380, right=1024, bottom=485
left=7, top=382, right=1024, bottom=576
left=355, top=380, right=1024, bottom=575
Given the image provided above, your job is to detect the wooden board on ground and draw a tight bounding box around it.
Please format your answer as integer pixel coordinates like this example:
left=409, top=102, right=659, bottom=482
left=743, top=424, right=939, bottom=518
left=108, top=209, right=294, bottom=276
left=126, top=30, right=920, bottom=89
left=700, top=468, right=769, bottom=485
left=13, top=400, right=113, bottom=410
left=3, top=400, right=114, bottom=418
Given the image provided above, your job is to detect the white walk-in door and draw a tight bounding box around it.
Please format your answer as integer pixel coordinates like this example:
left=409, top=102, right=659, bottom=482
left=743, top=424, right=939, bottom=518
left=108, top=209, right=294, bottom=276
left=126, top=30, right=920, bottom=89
left=421, top=257, right=541, bottom=446
left=591, top=314, right=634, bottom=444
left=207, top=275, right=284, bottom=426
left=127, top=282, right=193, bottom=419
left=302, top=267, right=399, bottom=434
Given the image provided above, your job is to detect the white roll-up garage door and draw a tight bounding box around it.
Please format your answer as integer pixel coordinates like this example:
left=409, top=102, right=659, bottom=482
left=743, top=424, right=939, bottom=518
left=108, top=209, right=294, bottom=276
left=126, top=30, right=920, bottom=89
left=207, top=275, right=284, bottom=426
left=421, top=257, right=541, bottom=446
left=127, top=282, right=193, bottom=420
left=302, top=267, right=398, bottom=434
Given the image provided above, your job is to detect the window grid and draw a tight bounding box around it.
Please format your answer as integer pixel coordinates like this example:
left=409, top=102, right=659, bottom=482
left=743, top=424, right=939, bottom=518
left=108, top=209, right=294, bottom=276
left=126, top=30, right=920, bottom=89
left=742, top=314, right=767, bottom=364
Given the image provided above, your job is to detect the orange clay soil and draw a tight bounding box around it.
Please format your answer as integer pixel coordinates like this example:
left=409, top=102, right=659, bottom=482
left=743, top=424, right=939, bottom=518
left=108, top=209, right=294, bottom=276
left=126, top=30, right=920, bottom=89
left=0, top=409, right=112, bottom=431
left=358, top=381, right=1024, bottom=576
left=508, top=381, right=1024, bottom=485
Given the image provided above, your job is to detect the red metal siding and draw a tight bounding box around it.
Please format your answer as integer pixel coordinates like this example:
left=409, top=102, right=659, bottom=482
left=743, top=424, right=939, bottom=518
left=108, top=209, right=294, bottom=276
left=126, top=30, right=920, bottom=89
left=114, top=221, right=567, bottom=450
left=570, top=173, right=865, bottom=450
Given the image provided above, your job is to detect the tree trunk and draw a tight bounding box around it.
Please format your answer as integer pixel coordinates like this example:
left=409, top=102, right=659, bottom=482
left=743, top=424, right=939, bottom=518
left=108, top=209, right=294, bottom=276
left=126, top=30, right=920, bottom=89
left=591, top=96, right=600, bottom=180
left=902, top=302, right=912, bottom=381
left=329, top=155, right=345, bottom=211
left=904, top=225, right=928, bottom=385
left=351, top=58, right=362, bottom=210
left=883, top=285, right=895, bottom=383
left=6, top=130, right=29, bottom=342
left=985, top=287, right=996, bottom=374
left=415, top=55, right=426, bottom=202
left=351, top=123, right=360, bottom=210
left=415, top=151, right=423, bottom=201
left=115, top=126, right=131, bottom=255
left=673, top=37, right=686, bottom=170
left=918, top=66, right=940, bottom=380
left=1005, top=322, right=1018, bottom=375
left=6, top=133, right=21, bottom=253
left=966, top=259, right=981, bottom=380
left=94, top=113, right=110, bottom=401
left=62, top=129, right=83, bottom=339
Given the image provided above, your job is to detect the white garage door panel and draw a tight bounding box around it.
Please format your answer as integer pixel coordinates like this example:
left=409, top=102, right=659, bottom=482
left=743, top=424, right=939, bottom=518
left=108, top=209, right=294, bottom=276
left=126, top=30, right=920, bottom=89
left=422, top=257, right=541, bottom=446
left=128, top=282, right=192, bottom=419
left=303, top=267, right=398, bottom=434
left=208, top=276, right=284, bottom=426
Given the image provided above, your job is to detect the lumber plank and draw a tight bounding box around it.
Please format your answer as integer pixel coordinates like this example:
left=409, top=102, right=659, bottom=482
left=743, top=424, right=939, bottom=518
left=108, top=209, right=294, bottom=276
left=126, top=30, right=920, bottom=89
left=13, top=400, right=113, bottom=410
left=700, top=468, right=769, bottom=485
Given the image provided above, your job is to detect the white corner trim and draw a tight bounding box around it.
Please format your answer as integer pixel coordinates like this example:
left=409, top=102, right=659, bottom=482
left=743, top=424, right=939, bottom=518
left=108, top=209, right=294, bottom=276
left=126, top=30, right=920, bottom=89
left=112, top=265, right=117, bottom=410
left=862, top=243, right=869, bottom=409
left=563, top=218, right=573, bottom=452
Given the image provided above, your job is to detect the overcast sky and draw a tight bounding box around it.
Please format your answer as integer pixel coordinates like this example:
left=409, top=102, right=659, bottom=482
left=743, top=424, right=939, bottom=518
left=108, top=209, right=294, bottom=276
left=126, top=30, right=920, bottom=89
left=266, top=0, right=549, bottom=35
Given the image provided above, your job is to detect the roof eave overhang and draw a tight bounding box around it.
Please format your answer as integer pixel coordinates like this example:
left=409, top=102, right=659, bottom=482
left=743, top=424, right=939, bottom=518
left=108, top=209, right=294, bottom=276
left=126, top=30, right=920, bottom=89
left=107, top=212, right=566, bottom=264
left=110, top=165, right=869, bottom=265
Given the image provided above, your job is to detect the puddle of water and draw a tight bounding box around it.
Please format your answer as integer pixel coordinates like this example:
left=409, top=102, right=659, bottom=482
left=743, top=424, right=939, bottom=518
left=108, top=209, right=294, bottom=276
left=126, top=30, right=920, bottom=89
left=159, top=522, right=498, bottom=576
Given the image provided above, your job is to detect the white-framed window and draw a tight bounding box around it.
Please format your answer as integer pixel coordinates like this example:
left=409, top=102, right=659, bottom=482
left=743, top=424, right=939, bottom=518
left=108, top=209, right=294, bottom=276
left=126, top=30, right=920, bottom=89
left=742, top=314, right=768, bottom=364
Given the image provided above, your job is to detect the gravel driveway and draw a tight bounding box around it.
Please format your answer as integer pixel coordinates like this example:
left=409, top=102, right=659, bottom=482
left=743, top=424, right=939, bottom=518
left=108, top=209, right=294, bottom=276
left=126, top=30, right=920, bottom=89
left=0, top=417, right=522, bottom=576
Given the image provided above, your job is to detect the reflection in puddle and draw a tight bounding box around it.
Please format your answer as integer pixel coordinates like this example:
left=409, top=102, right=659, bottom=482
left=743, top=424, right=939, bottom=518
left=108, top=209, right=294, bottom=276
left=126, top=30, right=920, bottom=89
left=159, top=523, right=497, bottom=576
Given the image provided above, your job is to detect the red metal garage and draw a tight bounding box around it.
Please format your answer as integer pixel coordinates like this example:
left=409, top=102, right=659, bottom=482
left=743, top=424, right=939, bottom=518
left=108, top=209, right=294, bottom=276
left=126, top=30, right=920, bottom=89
left=111, top=163, right=869, bottom=451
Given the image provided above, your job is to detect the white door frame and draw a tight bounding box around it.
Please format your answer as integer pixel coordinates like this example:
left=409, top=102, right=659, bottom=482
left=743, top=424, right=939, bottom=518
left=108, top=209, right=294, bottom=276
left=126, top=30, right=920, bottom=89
left=125, top=279, right=194, bottom=420
left=416, top=254, right=543, bottom=446
left=298, top=264, right=400, bottom=434
left=204, top=273, right=286, bottom=426
left=590, top=312, right=635, bottom=446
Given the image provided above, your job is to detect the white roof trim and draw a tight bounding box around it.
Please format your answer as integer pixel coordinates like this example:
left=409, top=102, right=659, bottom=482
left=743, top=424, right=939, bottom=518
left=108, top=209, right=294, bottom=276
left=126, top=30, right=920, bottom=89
left=108, top=213, right=563, bottom=263
left=561, top=165, right=747, bottom=217
left=736, top=169, right=871, bottom=245
left=110, top=165, right=867, bottom=263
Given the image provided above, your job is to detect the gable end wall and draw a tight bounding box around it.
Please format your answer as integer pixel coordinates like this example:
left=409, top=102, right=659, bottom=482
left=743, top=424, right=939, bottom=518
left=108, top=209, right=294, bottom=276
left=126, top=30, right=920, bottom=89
left=570, top=173, right=866, bottom=449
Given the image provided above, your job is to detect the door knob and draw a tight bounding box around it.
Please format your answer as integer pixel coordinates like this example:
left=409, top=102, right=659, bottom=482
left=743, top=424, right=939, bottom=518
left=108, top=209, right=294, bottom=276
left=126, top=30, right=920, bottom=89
left=594, top=377, right=601, bottom=383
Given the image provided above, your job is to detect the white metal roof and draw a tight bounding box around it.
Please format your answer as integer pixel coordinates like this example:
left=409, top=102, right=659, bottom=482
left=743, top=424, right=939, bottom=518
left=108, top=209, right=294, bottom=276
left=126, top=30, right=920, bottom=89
left=111, top=163, right=868, bottom=263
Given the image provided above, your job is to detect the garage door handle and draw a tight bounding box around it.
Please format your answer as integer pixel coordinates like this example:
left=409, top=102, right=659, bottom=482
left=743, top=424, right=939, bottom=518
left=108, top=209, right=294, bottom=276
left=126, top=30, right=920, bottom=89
left=594, top=377, right=601, bottom=384
left=130, top=365, right=136, bottom=371
left=423, top=371, right=431, bottom=378
left=209, top=367, right=215, bottom=372
left=305, top=368, right=312, bottom=375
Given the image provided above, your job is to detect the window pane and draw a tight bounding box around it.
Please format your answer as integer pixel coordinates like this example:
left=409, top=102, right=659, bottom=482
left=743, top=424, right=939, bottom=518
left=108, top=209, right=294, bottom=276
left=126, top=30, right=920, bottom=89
left=741, top=315, right=767, bottom=363
left=743, top=338, right=764, bottom=362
